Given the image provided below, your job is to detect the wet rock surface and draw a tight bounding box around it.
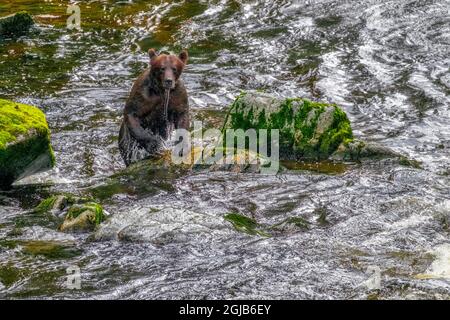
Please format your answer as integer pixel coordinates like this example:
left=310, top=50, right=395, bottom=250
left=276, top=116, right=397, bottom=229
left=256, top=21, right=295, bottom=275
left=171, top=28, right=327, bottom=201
left=0, top=99, right=55, bottom=189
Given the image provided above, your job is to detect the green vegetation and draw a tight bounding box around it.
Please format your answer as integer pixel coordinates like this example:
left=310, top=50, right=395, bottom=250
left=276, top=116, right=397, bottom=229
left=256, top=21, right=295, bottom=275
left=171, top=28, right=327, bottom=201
left=0, top=99, right=55, bottom=188
left=59, top=202, right=106, bottom=232
left=224, top=213, right=313, bottom=237
left=223, top=92, right=353, bottom=161
left=224, top=213, right=269, bottom=237
left=0, top=11, right=33, bottom=36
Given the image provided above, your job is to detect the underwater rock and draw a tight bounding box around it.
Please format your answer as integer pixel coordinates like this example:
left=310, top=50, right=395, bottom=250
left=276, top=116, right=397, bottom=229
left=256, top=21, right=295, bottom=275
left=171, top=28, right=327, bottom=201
left=95, top=206, right=230, bottom=244
left=0, top=99, right=55, bottom=189
left=224, top=213, right=311, bottom=237
left=59, top=202, right=105, bottom=233
left=223, top=91, right=417, bottom=164
left=0, top=12, right=34, bottom=37
left=89, top=148, right=275, bottom=200
left=224, top=213, right=269, bottom=236
left=33, top=194, right=92, bottom=217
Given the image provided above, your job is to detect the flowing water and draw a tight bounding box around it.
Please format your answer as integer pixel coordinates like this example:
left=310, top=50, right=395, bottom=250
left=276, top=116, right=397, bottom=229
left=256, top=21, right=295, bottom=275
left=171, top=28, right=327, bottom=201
left=0, top=0, right=449, bottom=299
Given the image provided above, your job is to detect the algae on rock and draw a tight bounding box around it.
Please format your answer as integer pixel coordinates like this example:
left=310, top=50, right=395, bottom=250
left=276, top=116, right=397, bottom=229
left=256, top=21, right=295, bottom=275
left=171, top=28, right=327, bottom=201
left=0, top=99, right=55, bottom=188
left=223, top=91, right=353, bottom=161
left=89, top=147, right=275, bottom=200
left=59, top=202, right=105, bottom=233
left=223, top=91, right=420, bottom=165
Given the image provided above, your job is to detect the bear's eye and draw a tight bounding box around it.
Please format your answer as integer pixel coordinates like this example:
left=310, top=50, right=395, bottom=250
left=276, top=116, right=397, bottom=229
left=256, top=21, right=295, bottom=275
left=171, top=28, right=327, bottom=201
left=160, top=67, right=166, bottom=72
left=172, top=68, right=177, bottom=73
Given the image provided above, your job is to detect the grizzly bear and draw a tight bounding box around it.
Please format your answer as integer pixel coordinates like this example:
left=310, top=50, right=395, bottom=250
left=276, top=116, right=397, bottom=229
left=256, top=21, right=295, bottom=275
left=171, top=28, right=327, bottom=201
left=119, top=48, right=189, bottom=166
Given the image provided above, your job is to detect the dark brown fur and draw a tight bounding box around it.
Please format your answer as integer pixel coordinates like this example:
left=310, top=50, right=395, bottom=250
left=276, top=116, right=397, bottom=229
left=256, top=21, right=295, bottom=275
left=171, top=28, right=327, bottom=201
left=119, top=49, right=189, bottom=166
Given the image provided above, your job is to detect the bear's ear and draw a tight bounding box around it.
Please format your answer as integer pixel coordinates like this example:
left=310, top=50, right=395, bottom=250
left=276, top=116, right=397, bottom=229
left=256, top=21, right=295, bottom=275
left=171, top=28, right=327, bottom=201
left=178, top=50, right=188, bottom=65
left=148, top=48, right=158, bottom=62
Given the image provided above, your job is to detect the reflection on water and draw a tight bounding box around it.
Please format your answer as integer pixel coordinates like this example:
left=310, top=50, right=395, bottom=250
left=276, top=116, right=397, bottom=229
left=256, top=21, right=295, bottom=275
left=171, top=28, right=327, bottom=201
left=0, top=0, right=449, bottom=299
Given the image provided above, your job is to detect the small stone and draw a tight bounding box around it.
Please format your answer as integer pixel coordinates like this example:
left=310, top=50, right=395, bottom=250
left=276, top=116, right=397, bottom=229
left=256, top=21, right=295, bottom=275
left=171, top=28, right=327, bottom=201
left=59, top=203, right=105, bottom=233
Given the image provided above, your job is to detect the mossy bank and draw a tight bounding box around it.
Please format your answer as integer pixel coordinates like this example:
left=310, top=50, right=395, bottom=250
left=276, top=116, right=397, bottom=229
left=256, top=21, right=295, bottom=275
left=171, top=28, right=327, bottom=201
left=0, top=99, right=55, bottom=188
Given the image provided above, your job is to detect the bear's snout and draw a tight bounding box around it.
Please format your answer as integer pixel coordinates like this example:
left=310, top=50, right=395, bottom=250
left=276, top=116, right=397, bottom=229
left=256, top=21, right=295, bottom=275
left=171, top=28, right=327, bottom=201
left=163, top=78, right=174, bottom=89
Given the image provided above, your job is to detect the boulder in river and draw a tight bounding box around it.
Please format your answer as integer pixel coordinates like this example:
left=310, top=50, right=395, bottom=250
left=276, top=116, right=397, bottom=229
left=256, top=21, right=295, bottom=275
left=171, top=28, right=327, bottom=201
left=223, top=91, right=353, bottom=160
left=33, top=194, right=92, bottom=216
left=223, top=91, right=420, bottom=165
left=95, top=206, right=230, bottom=244
left=0, top=99, right=55, bottom=189
left=0, top=12, right=34, bottom=37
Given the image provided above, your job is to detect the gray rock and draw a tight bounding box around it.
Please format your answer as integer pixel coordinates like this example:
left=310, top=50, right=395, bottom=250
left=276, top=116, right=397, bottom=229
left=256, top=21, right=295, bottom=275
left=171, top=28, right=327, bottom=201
left=95, top=206, right=230, bottom=244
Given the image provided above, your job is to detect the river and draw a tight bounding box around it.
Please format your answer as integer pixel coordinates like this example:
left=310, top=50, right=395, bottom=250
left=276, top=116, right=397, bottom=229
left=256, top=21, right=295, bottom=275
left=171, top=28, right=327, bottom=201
left=0, top=0, right=449, bottom=299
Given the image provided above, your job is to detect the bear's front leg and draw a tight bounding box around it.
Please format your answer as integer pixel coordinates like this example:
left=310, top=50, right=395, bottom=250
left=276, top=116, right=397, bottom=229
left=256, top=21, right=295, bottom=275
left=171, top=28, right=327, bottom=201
left=142, top=133, right=166, bottom=157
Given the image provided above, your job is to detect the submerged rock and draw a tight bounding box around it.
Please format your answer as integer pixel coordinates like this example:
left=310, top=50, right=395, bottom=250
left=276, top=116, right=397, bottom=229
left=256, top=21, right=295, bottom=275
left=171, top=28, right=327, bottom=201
left=224, top=213, right=311, bottom=237
left=0, top=12, right=34, bottom=37
left=224, top=213, right=269, bottom=236
left=0, top=99, right=55, bottom=189
left=223, top=92, right=418, bottom=165
left=33, top=194, right=91, bottom=216
left=59, top=202, right=105, bottom=233
left=89, top=147, right=275, bottom=200
left=95, top=206, right=229, bottom=244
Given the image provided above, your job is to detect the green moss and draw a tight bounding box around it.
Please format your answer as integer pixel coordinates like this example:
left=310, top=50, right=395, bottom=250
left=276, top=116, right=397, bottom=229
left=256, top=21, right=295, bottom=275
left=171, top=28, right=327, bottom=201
left=0, top=99, right=49, bottom=149
left=21, top=240, right=82, bottom=259
left=0, top=263, right=24, bottom=288
left=66, top=202, right=105, bottom=226
left=0, top=11, right=34, bottom=36
left=34, top=195, right=57, bottom=214
left=33, top=193, right=89, bottom=214
left=224, top=213, right=269, bottom=237
left=399, top=156, right=422, bottom=169
left=224, top=92, right=353, bottom=161
left=0, top=99, right=55, bottom=188
left=281, top=160, right=348, bottom=175
left=0, top=239, right=18, bottom=249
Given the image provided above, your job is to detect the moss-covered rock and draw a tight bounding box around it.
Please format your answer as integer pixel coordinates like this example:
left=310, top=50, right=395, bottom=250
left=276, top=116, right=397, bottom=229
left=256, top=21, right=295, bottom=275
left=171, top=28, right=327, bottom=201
left=0, top=12, right=34, bottom=37
left=223, top=213, right=312, bottom=237
left=34, top=195, right=68, bottom=214
left=223, top=92, right=420, bottom=165
left=59, top=202, right=105, bottom=233
left=33, top=194, right=91, bottom=215
left=224, top=213, right=269, bottom=237
left=223, top=91, right=353, bottom=161
left=0, top=99, right=55, bottom=189
left=21, top=240, right=82, bottom=259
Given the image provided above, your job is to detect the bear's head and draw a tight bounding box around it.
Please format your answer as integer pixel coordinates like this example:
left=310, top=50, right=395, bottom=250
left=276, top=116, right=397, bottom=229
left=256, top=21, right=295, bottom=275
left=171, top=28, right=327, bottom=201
left=148, top=48, right=188, bottom=90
